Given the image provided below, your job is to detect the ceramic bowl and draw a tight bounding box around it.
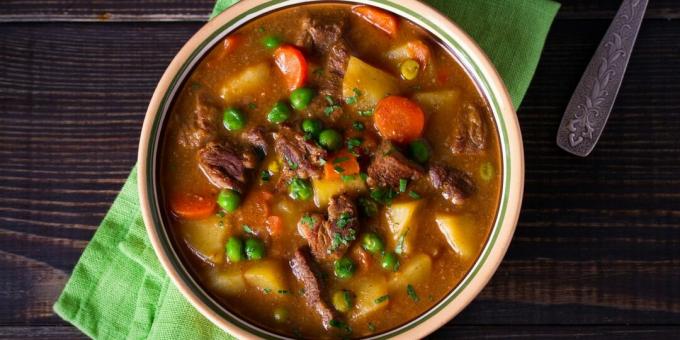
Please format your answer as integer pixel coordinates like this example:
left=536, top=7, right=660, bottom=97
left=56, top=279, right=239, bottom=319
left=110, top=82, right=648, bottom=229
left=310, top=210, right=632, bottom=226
left=138, top=0, right=524, bottom=338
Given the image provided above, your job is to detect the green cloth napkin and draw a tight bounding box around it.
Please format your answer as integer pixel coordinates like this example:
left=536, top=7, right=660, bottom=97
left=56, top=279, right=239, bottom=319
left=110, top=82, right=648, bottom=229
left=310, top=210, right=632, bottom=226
left=54, top=1, right=559, bottom=338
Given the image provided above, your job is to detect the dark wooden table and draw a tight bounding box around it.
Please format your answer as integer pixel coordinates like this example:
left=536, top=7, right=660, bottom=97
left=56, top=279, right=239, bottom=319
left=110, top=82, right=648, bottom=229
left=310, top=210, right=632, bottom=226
left=1, top=0, right=679, bottom=338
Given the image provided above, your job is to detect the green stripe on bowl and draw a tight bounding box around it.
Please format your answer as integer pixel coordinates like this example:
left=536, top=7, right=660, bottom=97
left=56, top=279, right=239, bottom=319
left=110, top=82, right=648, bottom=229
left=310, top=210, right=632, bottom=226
left=144, top=0, right=514, bottom=339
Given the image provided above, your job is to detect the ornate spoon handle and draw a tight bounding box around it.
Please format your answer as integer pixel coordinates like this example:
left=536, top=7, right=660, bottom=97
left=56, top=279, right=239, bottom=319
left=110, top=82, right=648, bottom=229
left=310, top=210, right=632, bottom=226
left=556, top=0, right=648, bottom=157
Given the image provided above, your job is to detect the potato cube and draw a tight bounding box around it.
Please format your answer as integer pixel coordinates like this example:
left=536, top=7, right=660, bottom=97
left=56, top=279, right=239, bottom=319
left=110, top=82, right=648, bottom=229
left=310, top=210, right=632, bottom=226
left=388, top=253, right=432, bottom=292
left=343, top=56, right=399, bottom=110
left=244, top=260, right=288, bottom=294
left=220, top=62, right=271, bottom=101
left=350, top=277, right=389, bottom=320
left=207, top=268, right=246, bottom=296
left=435, top=214, right=476, bottom=258
left=386, top=200, right=420, bottom=254
left=178, top=215, right=227, bottom=265
left=313, top=177, right=367, bottom=208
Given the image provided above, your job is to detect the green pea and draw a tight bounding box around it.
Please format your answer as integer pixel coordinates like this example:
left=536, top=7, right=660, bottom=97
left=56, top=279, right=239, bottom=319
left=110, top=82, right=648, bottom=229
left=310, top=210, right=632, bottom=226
left=222, top=108, right=246, bottom=131
left=216, top=189, right=241, bottom=213
left=262, top=36, right=281, bottom=49
left=245, top=237, right=266, bottom=260
left=381, top=252, right=400, bottom=272
left=480, top=161, right=495, bottom=181
left=334, top=257, right=355, bottom=279
left=409, top=139, right=430, bottom=163
left=361, top=232, right=384, bottom=254
left=318, top=129, right=343, bottom=151
left=301, top=118, right=323, bottom=137
left=288, top=178, right=313, bottom=200
left=273, top=307, right=288, bottom=323
left=290, top=88, right=315, bottom=110
left=267, top=101, right=291, bottom=124
left=225, top=236, right=244, bottom=263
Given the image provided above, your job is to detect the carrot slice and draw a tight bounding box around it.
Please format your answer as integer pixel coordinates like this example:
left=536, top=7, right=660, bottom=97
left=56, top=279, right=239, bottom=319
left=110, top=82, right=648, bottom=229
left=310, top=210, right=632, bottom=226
left=352, top=5, right=398, bottom=37
left=169, top=192, right=216, bottom=220
left=374, top=96, right=425, bottom=143
left=407, top=40, right=431, bottom=68
left=274, top=45, right=308, bottom=91
left=266, top=215, right=283, bottom=236
left=324, top=151, right=361, bottom=180
left=206, top=35, right=240, bottom=67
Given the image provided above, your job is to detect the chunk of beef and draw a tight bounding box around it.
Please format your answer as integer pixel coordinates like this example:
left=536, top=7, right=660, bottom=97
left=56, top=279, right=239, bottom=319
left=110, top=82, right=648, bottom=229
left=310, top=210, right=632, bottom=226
left=297, top=194, right=359, bottom=262
left=178, top=93, right=219, bottom=148
left=295, top=14, right=347, bottom=53
left=242, top=126, right=269, bottom=156
left=273, top=126, right=328, bottom=181
left=428, top=164, right=475, bottom=205
left=198, top=141, right=257, bottom=192
left=290, top=248, right=338, bottom=330
left=449, top=104, right=487, bottom=154
left=367, top=141, right=425, bottom=188
left=306, top=39, right=351, bottom=121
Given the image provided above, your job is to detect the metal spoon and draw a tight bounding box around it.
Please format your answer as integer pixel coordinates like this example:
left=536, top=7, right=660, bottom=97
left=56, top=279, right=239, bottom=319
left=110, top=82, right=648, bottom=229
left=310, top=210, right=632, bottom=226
left=556, top=0, right=648, bottom=157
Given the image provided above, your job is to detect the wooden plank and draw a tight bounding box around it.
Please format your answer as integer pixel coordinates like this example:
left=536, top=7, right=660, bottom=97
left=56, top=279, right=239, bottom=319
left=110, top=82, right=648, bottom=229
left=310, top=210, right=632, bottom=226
left=0, top=17, right=678, bottom=329
left=0, top=0, right=677, bottom=22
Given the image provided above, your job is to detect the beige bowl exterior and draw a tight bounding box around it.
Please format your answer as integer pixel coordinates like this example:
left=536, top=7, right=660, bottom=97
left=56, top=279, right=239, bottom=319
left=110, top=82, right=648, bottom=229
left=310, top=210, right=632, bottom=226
left=138, top=0, right=524, bottom=338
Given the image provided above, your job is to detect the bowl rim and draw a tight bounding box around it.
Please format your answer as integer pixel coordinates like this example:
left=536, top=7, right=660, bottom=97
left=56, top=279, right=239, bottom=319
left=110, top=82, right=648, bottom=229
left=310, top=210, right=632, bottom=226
left=138, top=0, right=525, bottom=338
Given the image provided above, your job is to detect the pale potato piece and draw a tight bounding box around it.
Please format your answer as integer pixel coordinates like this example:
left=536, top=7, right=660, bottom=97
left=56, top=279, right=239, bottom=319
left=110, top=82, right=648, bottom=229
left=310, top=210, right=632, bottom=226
left=349, top=276, right=389, bottom=320
left=313, top=177, right=367, bottom=208
left=178, top=215, right=227, bottom=265
left=219, top=62, right=271, bottom=101
left=386, top=200, right=420, bottom=254
left=435, top=214, right=476, bottom=258
left=206, top=267, right=246, bottom=296
left=388, top=253, right=432, bottom=292
left=412, top=90, right=461, bottom=117
left=342, top=56, right=399, bottom=110
left=243, top=260, right=288, bottom=294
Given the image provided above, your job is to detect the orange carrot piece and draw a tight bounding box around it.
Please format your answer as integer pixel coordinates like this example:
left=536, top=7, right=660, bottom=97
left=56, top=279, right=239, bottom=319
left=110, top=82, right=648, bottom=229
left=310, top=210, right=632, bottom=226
left=324, top=151, right=361, bottom=180
left=274, top=45, right=308, bottom=91
left=266, top=215, right=283, bottom=236
left=352, top=5, right=398, bottom=37
left=407, top=40, right=431, bottom=68
left=374, top=96, right=425, bottom=143
left=169, top=192, right=216, bottom=220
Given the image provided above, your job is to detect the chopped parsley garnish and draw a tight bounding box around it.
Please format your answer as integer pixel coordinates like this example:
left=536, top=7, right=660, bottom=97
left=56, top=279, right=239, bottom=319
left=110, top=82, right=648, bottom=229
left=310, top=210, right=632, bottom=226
left=329, top=229, right=357, bottom=253
left=257, top=26, right=266, bottom=33
left=216, top=210, right=226, bottom=218
left=263, top=288, right=272, bottom=294
left=359, top=172, right=368, bottom=182
left=408, top=191, right=422, bottom=200
left=347, top=138, right=362, bottom=154
left=286, top=159, right=299, bottom=170
left=333, top=156, right=349, bottom=164
left=277, top=290, right=289, bottom=295
left=341, top=175, right=355, bottom=182
left=358, top=197, right=378, bottom=217
left=370, top=187, right=398, bottom=206
left=407, top=284, right=419, bottom=302
left=353, top=121, right=365, bottom=131
left=217, top=220, right=224, bottom=228
left=374, top=295, right=389, bottom=304
left=358, top=108, right=375, bottom=116
left=345, top=88, right=362, bottom=105
left=313, top=68, right=324, bottom=77
left=324, top=95, right=342, bottom=116
left=399, top=178, right=408, bottom=193
left=395, top=229, right=409, bottom=254
left=243, top=224, right=256, bottom=235
left=336, top=212, right=352, bottom=229
left=247, top=102, right=257, bottom=110
left=301, top=214, right=317, bottom=228
left=260, top=170, right=272, bottom=182
left=334, top=165, right=345, bottom=174
left=329, top=319, right=352, bottom=333
left=368, top=322, right=376, bottom=332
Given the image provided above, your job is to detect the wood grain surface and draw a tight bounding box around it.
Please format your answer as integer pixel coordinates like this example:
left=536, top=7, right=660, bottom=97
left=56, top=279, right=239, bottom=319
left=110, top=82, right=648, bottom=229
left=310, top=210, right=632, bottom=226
left=0, top=0, right=679, bottom=338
